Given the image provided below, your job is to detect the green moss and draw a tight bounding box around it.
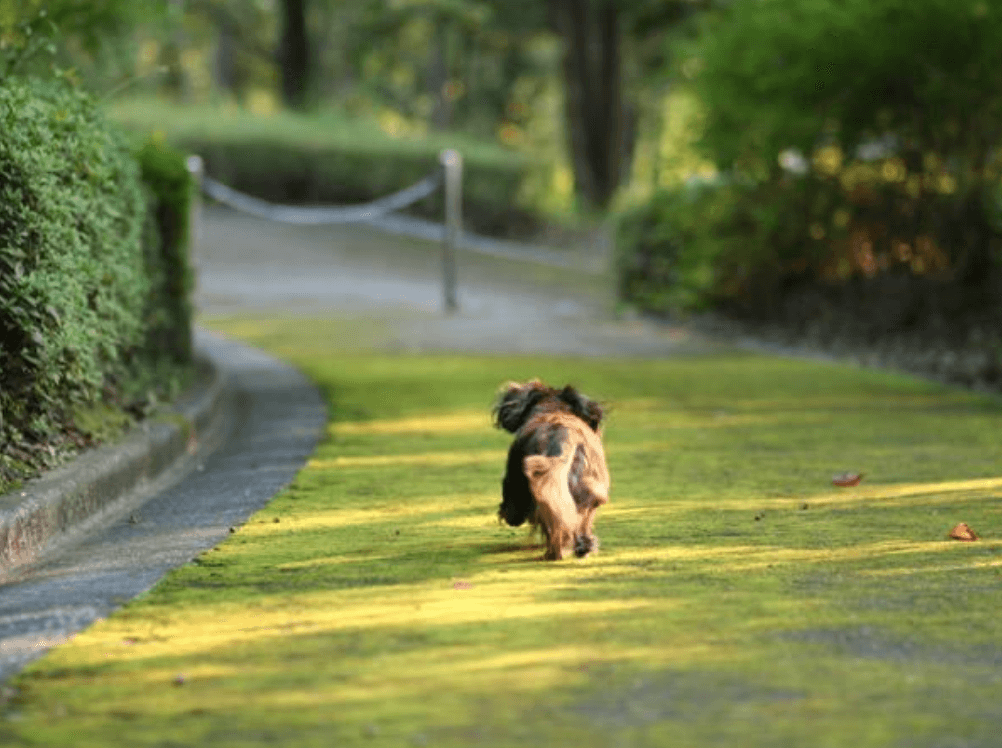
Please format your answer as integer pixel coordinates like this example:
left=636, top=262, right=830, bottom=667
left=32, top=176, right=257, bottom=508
left=6, top=316, right=1002, bottom=747
left=70, top=403, right=133, bottom=444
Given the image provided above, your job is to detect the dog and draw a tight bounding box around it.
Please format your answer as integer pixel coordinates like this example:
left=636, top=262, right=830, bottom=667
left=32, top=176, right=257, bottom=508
left=493, top=380, right=610, bottom=560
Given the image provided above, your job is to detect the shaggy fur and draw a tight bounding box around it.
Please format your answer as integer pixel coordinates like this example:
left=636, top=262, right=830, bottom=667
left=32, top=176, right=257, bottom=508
left=493, top=380, right=610, bottom=560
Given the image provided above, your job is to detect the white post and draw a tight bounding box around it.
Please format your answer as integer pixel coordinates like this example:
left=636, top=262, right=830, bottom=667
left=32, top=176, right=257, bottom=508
left=440, top=148, right=462, bottom=313
left=185, top=155, right=204, bottom=293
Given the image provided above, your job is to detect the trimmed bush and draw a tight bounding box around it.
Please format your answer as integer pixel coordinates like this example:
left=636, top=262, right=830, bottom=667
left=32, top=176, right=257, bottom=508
left=136, top=137, right=193, bottom=365
left=0, top=78, right=148, bottom=437
left=106, top=99, right=541, bottom=240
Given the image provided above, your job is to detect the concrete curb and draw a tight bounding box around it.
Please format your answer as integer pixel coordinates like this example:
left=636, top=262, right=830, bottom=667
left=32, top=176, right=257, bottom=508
left=0, top=346, right=234, bottom=582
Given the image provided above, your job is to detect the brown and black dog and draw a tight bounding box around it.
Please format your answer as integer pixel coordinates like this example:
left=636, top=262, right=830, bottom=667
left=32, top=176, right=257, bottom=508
left=493, top=380, right=610, bottom=560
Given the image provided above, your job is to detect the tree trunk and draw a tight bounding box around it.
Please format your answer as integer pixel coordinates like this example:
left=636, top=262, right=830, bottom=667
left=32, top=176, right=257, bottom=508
left=213, top=12, right=237, bottom=94
left=548, top=0, right=626, bottom=211
left=428, top=20, right=452, bottom=131
left=278, top=0, right=310, bottom=110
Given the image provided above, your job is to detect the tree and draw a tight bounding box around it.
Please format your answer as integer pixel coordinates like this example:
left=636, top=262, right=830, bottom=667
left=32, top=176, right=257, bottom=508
left=277, top=0, right=311, bottom=109
left=544, top=0, right=708, bottom=211
left=547, top=0, right=624, bottom=211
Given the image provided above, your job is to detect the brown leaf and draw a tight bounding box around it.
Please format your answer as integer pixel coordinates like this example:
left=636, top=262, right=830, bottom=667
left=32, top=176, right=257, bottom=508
left=832, top=472, right=863, bottom=487
left=452, top=581, right=473, bottom=590
left=948, top=522, right=979, bottom=541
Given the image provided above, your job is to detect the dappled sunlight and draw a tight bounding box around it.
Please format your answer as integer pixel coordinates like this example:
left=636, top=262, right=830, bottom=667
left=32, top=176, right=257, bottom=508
left=601, top=476, right=1002, bottom=520
left=420, top=513, right=503, bottom=531
left=861, top=555, right=1002, bottom=577
left=242, top=494, right=496, bottom=534
left=798, top=476, right=1002, bottom=505
left=16, top=335, right=1002, bottom=744
left=74, top=640, right=728, bottom=725
left=308, top=449, right=504, bottom=470
left=276, top=554, right=393, bottom=571
left=317, top=644, right=694, bottom=707
left=718, top=392, right=984, bottom=413
left=331, top=410, right=492, bottom=436
left=597, top=538, right=1002, bottom=574
left=68, top=581, right=662, bottom=668
left=610, top=412, right=827, bottom=435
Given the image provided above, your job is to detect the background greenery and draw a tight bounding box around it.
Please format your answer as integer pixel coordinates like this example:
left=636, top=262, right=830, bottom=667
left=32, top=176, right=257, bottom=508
left=618, top=0, right=1002, bottom=321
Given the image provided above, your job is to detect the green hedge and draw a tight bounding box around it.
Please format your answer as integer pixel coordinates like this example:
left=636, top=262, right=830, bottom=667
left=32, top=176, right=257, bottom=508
left=0, top=79, right=148, bottom=436
left=136, top=137, right=194, bottom=365
left=107, top=99, right=540, bottom=239
left=0, top=79, right=193, bottom=455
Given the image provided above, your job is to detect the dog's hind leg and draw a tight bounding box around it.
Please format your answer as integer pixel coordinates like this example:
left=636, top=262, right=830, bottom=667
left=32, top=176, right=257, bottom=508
left=568, top=444, right=610, bottom=558
left=523, top=454, right=577, bottom=560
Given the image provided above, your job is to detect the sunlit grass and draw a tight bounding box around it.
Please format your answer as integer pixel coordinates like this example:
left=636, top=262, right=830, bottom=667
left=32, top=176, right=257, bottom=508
left=4, top=315, right=1002, bottom=747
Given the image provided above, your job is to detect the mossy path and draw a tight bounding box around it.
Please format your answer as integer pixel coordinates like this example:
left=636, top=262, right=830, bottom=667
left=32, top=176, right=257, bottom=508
left=4, top=315, right=1001, bottom=747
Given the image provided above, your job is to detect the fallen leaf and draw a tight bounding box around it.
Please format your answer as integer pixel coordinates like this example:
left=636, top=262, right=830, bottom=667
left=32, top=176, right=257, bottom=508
left=832, top=472, right=863, bottom=487
left=948, top=522, right=978, bottom=541
left=452, top=581, right=473, bottom=590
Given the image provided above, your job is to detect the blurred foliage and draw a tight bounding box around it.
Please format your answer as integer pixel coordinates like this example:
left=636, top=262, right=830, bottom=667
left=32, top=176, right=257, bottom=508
left=0, top=0, right=162, bottom=85
left=619, top=0, right=1002, bottom=316
left=112, top=0, right=708, bottom=215
left=693, top=0, right=1002, bottom=178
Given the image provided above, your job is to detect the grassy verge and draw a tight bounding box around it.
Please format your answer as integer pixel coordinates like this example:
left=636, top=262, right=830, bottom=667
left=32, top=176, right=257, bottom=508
left=4, top=316, right=1002, bottom=747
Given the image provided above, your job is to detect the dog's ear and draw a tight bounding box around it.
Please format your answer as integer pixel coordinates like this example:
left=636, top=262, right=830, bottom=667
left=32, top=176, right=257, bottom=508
left=493, top=380, right=548, bottom=433
left=559, top=385, right=604, bottom=432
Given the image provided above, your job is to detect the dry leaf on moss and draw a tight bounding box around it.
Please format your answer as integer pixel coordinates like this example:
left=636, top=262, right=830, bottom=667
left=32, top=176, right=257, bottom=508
left=832, top=472, right=863, bottom=487
left=948, top=522, right=978, bottom=541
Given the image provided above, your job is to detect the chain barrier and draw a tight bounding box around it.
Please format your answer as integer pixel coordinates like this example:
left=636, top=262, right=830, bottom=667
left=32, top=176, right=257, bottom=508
left=187, top=152, right=608, bottom=312
left=200, top=170, right=442, bottom=225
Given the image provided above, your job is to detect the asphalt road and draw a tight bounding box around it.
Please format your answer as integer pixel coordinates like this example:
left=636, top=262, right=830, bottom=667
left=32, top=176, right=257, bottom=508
left=0, top=206, right=716, bottom=683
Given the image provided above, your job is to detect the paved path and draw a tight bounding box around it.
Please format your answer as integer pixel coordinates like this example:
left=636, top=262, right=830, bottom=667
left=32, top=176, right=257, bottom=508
left=0, top=331, right=326, bottom=682
left=1, top=207, right=719, bottom=682
left=195, top=205, right=720, bottom=357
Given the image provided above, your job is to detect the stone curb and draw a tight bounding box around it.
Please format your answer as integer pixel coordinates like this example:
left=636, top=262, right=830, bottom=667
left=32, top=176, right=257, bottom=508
left=0, top=346, right=234, bottom=581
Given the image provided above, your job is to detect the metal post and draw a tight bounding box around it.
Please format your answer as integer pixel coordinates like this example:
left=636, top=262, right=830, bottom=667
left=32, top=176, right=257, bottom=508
left=440, top=148, right=462, bottom=313
left=185, top=155, right=204, bottom=293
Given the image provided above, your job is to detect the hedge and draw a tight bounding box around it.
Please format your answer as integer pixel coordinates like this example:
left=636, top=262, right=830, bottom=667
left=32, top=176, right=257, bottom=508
left=106, top=99, right=541, bottom=240
left=0, top=78, right=193, bottom=457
